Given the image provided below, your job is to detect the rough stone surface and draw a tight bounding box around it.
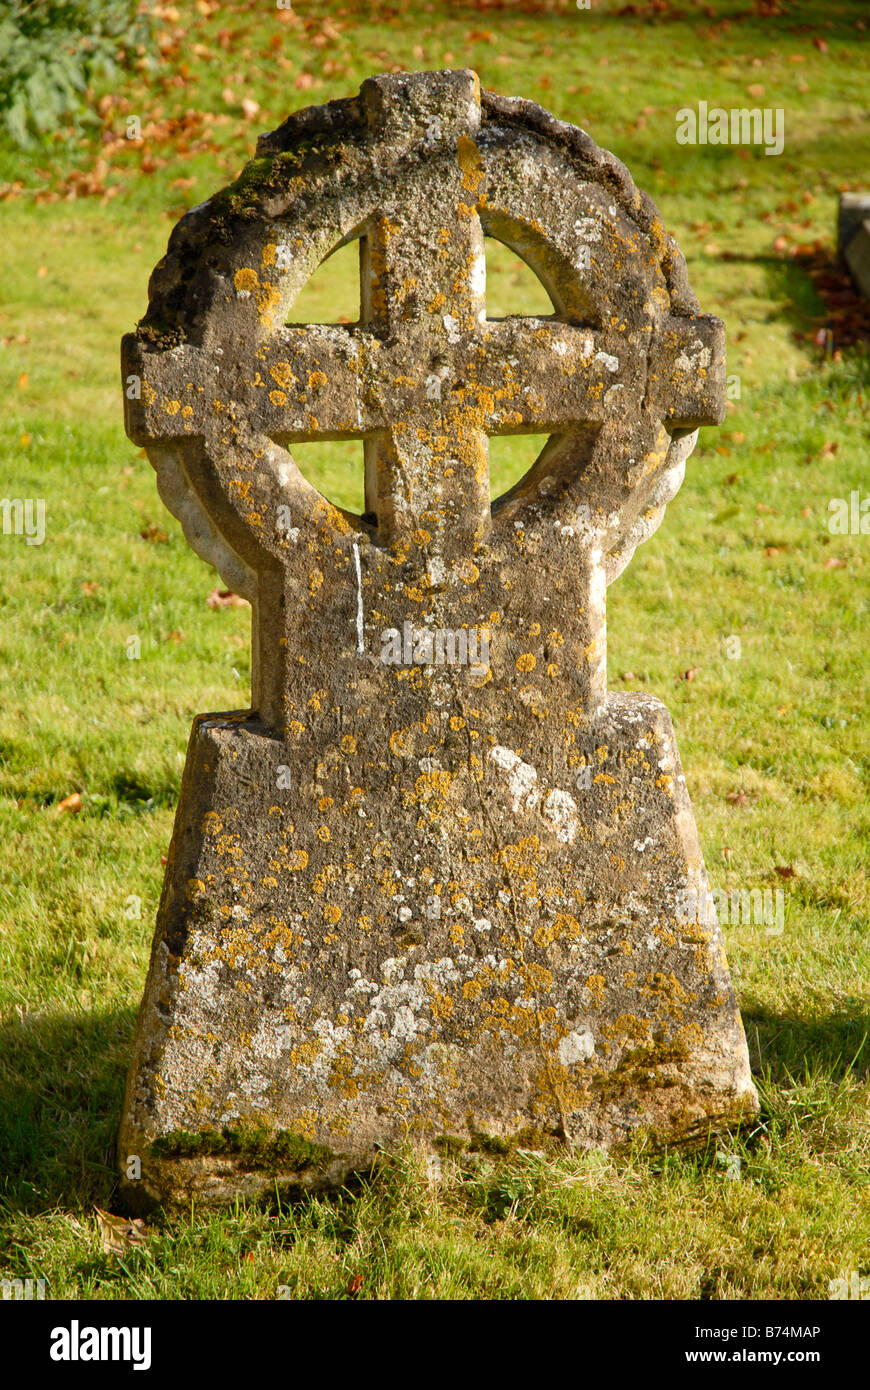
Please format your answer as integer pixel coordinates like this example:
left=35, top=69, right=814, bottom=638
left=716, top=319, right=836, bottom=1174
left=838, top=192, right=870, bottom=300
left=118, top=70, right=758, bottom=1209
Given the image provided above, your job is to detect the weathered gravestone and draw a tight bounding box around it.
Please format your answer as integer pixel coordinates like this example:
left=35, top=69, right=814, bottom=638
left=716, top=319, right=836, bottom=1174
left=118, top=70, right=758, bottom=1208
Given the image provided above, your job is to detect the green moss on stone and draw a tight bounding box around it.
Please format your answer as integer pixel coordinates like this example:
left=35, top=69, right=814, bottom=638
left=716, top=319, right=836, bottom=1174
left=150, top=1124, right=333, bottom=1171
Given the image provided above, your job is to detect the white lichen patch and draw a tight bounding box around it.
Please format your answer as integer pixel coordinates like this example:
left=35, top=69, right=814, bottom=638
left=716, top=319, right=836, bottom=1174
left=489, top=745, right=539, bottom=812
left=541, top=788, right=579, bottom=843
left=557, top=1029, right=595, bottom=1066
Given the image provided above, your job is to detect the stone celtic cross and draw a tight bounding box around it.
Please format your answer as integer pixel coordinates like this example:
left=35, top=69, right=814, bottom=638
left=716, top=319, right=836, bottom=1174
left=119, top=71, right=757, bottom=1208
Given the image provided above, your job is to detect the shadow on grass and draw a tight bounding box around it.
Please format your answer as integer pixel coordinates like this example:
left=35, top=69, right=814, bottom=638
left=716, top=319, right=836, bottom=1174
left=0, top=1007, right=135, bottom=1216
left=743, top=1001, right=869, bottom=1083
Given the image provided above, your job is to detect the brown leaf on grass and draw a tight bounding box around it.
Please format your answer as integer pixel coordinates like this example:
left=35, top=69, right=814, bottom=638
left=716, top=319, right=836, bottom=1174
left=675, top=667, right=698, bottom=683
left=823, top=557, right=847, bottom=569
left=140, top=524, right=168, bottom=542
left=17, top=372, right=28, bottom=389
left=775, top=865, right=797, bottom=879
left=241, top=98, right=260, bottom=121
left=812, top=37, right=828, bottom=52
left=57, top=792, right=82, bottom=814
left=763, top=545, right=783, bottom=557
left=94, top=1207, right=147, bottom=1255
left=207, top=588, right=249, bottom=609
left=725, top=791, right=747, bottom=807
left=81, top=581, right=100, bottom=595
left=347, top=1273, right=363, bottom=1296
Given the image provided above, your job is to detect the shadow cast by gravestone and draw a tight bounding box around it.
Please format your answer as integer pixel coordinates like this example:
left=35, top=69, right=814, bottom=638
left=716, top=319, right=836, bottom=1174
left=0, top=1007, right=136, bottom=1216
left=743, top=1001, right=869, bottom=1084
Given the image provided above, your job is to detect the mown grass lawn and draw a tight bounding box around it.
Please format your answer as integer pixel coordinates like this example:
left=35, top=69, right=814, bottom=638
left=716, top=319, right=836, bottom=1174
left=0, top=0, right=867, bottom=1300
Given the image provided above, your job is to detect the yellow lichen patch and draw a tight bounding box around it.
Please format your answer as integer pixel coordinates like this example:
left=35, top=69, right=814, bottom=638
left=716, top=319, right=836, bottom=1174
left=270, top=361, right=297, bottom=390
left=234, top=267, right=259, bottom=294
left=586, top=973, right=606, bottom=1005
left=269, top=389, right=287, bottom=406
left=163, top=398, right=181, bottom=415
left=316, top=825, right=331, bottom=842
left=290, top=1039, right=321, bottom=1067
left=429, top=992, right=453, bottom=1020
left=308, top=370, right=328, bottom=389
left=496, top=836, right=546, bottom=879
left=201, top=812, right=223, bottom=836
left=462, top=978, right=483, bottom=1001
left=340, top=734, right=357, bottom=755
left=323, top=904, right=342, bottom=925
left=389, top=728, right=413, bottom=758
left=602, top=1013, right=652, bottom=1043
left=455, top=559, right=479, bottom=584
left=286, top=849, right=308, bottom=871
left=516, top=653, right=536, bottom=672
left=256, top=282, right=282, bottom=328
left=308, top=569, right=324, bottom=596
left=524, top=962, right=553, bottom=992
left=415, top=769, right=452, bottom=804
left=261, top=243, right=277, bottom=267
left=457, top=133, right=483, bottom=192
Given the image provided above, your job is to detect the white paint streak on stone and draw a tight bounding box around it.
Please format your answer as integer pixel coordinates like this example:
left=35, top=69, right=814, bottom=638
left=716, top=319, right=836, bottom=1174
left=352, top=537, right=364, bottom=654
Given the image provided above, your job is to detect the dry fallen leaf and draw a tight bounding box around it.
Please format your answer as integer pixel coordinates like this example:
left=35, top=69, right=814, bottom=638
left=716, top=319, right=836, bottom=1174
left=823, top=556, right=847, bottom=569
left=94, top=1207, right=147, bottom=1255
left=81, top=581, right=100, bottom=596
left=775, top=865, right=797, bottom=879
left=140, top=524, right=168, bottom=543
left=57, top=792, right=82, bottom=814
left=207, top=588, right=249, bottom=609
left=241, top=98, right=260, bottom=121
left=725, top=791, right=747, bottom=807
left=347, top=1273, right=363, bottom=1296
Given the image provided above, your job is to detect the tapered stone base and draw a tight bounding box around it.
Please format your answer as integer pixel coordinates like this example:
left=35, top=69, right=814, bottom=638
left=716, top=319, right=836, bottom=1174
left=118, top=696, right=758, bottom=1210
